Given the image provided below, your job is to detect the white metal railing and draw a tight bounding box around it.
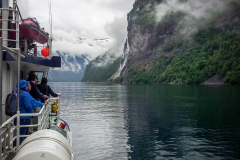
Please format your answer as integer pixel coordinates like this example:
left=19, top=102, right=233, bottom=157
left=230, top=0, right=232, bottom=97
left=0, top=2, right=52, bottom=59
left=0, top=1, right=20, bottom=49
left=0, top=96, right=61, bottom=160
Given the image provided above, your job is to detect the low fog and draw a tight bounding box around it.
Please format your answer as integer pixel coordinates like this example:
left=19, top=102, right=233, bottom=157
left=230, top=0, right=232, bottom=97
left=154, top=0, right=240, bottom=36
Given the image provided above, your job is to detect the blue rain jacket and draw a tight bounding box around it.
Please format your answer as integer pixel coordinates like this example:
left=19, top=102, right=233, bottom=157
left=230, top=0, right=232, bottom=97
left=27, top=90, right=43, bottom=108
left=16, top=80, right=34, bottom=119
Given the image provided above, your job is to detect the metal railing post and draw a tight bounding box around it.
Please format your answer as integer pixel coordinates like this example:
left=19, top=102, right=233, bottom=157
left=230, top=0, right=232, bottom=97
left=48, top=104, right=50, bottom=128
left=15, top=2, right=20, bottom=51
left=7, top=125, right=11, bottom=149
left=0, top=132, right=2, bottom=157
left=15, top=0, right=21, bottom=149
left=9, top=124, right=14, bottom=149
left=24, top=39, right=27, bottom=54
left=38, top=113, right=41, bottom=130
left=3, top=131, right=6, bottom=156
left=0, top=37, right=2, bottom=126
left=16, top=111, right=20, bottom=150
left=2, top=0, right=9, bottom=46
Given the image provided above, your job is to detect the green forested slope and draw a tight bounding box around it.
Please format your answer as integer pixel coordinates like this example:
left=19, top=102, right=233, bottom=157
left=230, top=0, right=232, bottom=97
left=127, top=26, right=240, bottom=84
left=123, top=0, right=240, bottom=84
left=81, top=56, right=121, bottom=82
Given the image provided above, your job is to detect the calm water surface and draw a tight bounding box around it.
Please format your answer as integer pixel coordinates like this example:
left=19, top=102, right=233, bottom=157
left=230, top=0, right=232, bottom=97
left=49, top=82, right=240, bottom=160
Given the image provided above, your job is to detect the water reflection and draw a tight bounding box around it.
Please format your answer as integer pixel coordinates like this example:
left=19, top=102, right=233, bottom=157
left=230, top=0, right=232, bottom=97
left=50, top=83, right=240, bottom=160
left=50, top=82, right=131, bottom=160
left=125, top=85, right=240, bottom=160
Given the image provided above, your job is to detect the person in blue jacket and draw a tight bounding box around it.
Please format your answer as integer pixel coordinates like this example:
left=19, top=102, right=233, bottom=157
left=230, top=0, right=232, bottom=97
left=16, top=80, right=34, bottom=144
left=26, top=81, right=47, bottom=109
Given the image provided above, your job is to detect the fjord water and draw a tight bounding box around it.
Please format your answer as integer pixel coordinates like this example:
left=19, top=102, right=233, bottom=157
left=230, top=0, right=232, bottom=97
left=50, top=82, right=240, bottom=160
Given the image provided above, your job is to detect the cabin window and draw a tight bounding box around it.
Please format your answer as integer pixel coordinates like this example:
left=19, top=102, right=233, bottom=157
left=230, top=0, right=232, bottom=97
left=21, top=71, right=23, bottom=79
left=7, top=63, right=10, bottom=70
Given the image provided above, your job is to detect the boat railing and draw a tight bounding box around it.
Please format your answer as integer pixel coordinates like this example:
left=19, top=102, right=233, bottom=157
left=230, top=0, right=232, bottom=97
left=0, top=1, right=20, bottom=50
left=0, top=2, right=52, bottom=59
left=0, top=96, right=61, bottom=159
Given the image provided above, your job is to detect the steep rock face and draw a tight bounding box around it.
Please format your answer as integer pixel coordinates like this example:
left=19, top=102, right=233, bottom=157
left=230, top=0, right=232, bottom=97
left=127, top=20, right=179, bottom=66
left=114, top=39, right=129, bottom=78
left=120, top=0, right=240, bottom=84
left=124, top=0, right=186, bottom=75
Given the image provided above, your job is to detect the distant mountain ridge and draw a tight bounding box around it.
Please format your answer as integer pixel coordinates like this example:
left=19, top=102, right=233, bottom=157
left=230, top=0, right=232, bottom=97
left=48, top=36, right=111, bottom=82
left=48, top=51, right=90, bottom=82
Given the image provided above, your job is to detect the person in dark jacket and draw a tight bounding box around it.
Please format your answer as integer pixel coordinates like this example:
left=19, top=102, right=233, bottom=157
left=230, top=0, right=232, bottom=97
left=26, top=81, right=47, bottom=108
left=16, top=80, right=34, bottom=144
left=28, top=74, right=48, bottom=103
left=30, top=74, right=49, bottom=100
left=38, top=78, right=60, bottom=97
left=27, top=71, right=35, bottom=81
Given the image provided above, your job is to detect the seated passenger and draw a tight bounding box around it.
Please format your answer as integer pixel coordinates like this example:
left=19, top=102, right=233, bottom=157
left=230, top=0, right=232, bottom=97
left=38, top=78, right=61, bottom=97
left=28, top=74, right=48, bottom=103
left=16, top=80, right=34, bottom=144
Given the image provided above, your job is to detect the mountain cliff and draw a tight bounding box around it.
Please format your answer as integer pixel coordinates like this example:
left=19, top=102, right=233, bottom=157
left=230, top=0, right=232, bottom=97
left=82, top=0, right=240, bottom=84
left=117, top=0, right=240, bottom=84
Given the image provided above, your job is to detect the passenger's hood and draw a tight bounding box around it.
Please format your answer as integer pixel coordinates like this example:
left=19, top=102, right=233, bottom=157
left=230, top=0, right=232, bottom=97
left=16, top=80, right=27, bottom=91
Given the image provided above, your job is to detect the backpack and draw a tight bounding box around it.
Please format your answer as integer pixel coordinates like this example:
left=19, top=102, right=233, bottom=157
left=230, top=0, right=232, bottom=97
left=5, top=90, right=25, bottom=117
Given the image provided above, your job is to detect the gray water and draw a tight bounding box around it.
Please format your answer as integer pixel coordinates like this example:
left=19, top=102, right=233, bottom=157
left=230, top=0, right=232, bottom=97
left=50, top=82, right=240, bottom=160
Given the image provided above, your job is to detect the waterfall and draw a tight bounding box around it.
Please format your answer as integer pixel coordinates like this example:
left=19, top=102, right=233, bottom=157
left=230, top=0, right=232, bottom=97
left=114, top=39, right=129, bottom=79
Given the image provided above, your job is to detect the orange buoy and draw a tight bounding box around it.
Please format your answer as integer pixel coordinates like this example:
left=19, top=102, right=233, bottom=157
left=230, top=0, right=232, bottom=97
left=41, top=44, right=50, bottom=57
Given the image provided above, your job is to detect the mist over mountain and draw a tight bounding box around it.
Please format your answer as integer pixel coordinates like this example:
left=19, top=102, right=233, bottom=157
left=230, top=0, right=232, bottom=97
left=82, top=0, right=240, bottom=84
left=81, top=51, right=121, bottom=82
left=48, top=51, right=89, bottom=82
left=48, top=36, right=112, bottom=82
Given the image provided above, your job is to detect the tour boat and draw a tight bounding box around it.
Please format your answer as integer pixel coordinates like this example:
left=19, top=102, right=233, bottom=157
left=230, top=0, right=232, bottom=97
left=0, top=0, right=74, bottom=159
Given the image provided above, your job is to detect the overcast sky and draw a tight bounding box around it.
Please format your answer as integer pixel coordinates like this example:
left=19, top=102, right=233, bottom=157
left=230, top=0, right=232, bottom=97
left=17, top=0, right=135, bottom=59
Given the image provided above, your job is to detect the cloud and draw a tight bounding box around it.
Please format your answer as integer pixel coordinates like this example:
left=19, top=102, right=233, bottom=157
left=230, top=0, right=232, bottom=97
left=153, top=0, right=240, bottom=36
left=105, top=15, right=129, bottom=57
left=17, top=0, right=134, bottom=60
left=154, top=0, right=226, bottom=22
left=52, top=35, right=113, bottom=59
left=91, top=52, right=117, bottom=67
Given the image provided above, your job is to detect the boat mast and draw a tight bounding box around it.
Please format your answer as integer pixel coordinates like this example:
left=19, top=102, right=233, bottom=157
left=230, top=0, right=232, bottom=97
left=49, top=0, right=52, bottom=58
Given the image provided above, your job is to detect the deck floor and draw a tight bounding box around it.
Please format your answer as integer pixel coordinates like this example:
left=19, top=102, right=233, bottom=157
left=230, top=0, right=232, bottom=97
left=5, top=152, right=15, bottom=160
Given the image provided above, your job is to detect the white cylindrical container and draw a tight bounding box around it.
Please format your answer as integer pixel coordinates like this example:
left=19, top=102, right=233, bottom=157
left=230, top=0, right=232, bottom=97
left=13, top=129, right=74, bottom=160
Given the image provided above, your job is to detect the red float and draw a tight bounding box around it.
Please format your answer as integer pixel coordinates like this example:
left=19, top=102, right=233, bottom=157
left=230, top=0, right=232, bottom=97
left=41, top=45, right=50, bottom=57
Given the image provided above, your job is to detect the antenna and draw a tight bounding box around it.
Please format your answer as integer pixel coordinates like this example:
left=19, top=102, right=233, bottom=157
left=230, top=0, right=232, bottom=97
left=49, top=0, right=52, bottom=58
